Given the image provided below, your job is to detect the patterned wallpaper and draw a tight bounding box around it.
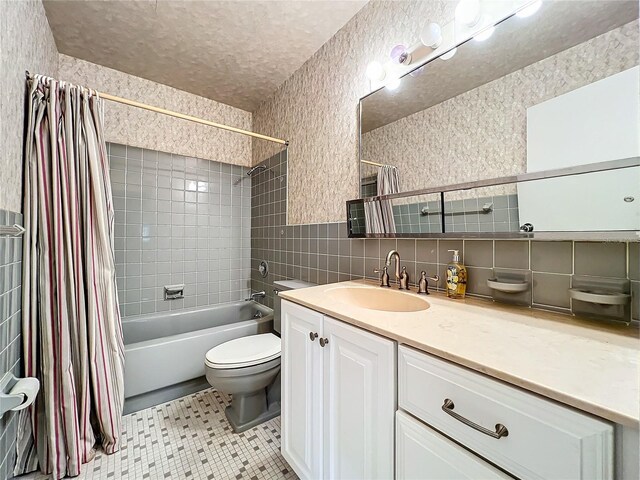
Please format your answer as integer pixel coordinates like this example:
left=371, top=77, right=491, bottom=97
left=59, top=55, right=253, bottom=167
left=252, top=0, right=458, bottom=224
left=361, top=21, right=639, bottom=193
left=0, top=0, right=59, bottom=213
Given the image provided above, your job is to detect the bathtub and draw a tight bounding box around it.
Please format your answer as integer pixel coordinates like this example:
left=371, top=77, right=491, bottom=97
left=123, top=301, right=273, bottom=399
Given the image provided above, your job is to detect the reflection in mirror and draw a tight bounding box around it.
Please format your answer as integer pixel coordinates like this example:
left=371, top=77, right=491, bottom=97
left=442, top=167, right=640, bottom=234
left=391, top=193, right=443, bottom=234
left=518, top=169, right=639, bottom=232
left=358, top=0, right=639, bottom=234
left=348, top=193, right=443, bottom=237
left=444, top=185, right=519, bottom=234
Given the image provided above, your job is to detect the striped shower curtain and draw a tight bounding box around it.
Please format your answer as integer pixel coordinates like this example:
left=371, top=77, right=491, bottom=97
left=15, top=75, right=125, bottom=479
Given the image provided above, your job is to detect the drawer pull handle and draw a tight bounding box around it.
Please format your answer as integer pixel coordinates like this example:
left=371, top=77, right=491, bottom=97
left=441, top=399, right=509, bottom=439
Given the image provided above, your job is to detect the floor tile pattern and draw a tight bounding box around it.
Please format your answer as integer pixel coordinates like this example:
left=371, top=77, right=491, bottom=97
left=22, top=389, right=296, bottom=480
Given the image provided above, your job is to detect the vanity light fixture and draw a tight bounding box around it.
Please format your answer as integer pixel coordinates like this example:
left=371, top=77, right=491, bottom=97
left=366, top=61, right=386, bottom=82
left=420, top=23, right=443, bottom=49
left=473, top=25, right=495, bottom=42
left=455, top=0, right=482, bottom=27
left=516, top=0, right=542, bottom=18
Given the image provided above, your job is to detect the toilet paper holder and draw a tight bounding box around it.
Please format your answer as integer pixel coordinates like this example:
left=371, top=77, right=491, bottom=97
left=0, top=372, right=38, bottom=419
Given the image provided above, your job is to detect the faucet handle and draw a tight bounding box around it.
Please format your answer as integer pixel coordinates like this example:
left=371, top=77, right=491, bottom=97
left=417, top=271, right=439, bottom=295
left=399, top=266, right=410, bottom=291
left=375, top=266, right=391, bottom=288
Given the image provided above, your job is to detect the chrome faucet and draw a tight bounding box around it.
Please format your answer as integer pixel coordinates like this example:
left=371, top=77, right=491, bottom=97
left=246, top=291, right=266, bottom=301
left=385, top=250, right=401, bottom=286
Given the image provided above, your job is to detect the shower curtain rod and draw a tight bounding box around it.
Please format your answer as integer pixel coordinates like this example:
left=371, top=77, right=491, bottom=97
left=25, top=71, right=289, bottom=146
left=361, top=159, right=389, bottom=167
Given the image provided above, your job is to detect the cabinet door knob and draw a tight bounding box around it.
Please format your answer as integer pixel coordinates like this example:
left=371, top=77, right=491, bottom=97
left=319, top=337, right=329, bottom=347
left=309, top=332, right=318, bottom=341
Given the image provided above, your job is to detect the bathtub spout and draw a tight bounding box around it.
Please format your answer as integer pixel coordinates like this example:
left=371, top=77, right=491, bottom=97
left=246, top=291, right=266, bottom=301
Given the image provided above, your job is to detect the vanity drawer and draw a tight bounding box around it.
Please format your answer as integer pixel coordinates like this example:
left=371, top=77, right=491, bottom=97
left=396, top=410, right=510, bottom=480
left=398, top=345, right=613, bottom=480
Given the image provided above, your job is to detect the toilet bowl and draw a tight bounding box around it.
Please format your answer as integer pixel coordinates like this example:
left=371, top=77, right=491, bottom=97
left=205, top=332, right=281, bottom=433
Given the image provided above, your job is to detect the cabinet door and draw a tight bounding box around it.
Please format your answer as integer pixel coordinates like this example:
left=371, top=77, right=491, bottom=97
left=396, top=411, right=510, bottom=480
left=323, top=316, right=396, bottom=480
left=281, top=300, right=324, bottom=480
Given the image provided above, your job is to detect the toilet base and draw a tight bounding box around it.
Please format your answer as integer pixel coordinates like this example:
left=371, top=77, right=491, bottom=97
left=225, top=390, right=281, bottom=433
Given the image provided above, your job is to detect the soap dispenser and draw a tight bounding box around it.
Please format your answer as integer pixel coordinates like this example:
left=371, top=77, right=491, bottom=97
left=445, top=249, right=467, bottom=299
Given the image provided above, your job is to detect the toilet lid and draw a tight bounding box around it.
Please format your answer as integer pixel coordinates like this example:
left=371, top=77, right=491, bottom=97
left=205, top=333, right=281, bottom=369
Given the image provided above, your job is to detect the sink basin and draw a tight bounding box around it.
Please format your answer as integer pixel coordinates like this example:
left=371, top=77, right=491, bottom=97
left=325, top=286, right=430, bottom=312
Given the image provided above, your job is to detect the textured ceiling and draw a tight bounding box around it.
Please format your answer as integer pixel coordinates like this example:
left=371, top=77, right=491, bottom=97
left=43, top=0, right=367, bottom=112
left=362, top=0, right=639, bottom=132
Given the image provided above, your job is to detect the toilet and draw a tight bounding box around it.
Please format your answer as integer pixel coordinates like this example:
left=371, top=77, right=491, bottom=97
left=205, top=333, right=282, bottom=432
left=205, top=279, right=315, bottom=433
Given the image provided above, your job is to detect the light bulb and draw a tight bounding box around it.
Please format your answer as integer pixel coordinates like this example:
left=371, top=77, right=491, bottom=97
left=473, top=25, right=495, bottom=42
left=420, top=23, right=442, bottom=49
left=390, top=44, right=411, bottom=65
left=455, top=0, right=481, bottom=27
left=366, top=61, right=386, bottom=82
left=516, top=0, right=542, bottom=18
left=440, top=48, right=457, bottom=60
left=385, top=78, right=401, bottom=91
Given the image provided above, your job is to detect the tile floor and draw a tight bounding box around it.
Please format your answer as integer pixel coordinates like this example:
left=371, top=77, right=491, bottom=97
left=21, top=389, right=297, bottom=480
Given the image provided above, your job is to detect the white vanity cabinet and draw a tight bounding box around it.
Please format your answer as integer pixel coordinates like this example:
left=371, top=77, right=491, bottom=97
left=281, top=300, right=396, bottom=480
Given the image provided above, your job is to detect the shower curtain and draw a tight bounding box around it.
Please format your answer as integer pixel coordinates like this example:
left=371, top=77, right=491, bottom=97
left=364, top=165, right=399, bottom=234
left=15, top=75, right=125, bottom=479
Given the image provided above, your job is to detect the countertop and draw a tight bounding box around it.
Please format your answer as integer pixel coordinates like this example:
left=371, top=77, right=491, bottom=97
left=279, top=280, right=640, bottom=427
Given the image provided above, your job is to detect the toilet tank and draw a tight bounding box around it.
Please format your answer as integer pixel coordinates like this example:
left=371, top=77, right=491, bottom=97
left=273, top=279, right=316, bottom=334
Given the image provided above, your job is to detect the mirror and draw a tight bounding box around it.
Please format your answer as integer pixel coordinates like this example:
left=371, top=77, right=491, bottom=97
left=358, top=0, right=639, bottom=235
left=348, top=161, right=640, bottom=237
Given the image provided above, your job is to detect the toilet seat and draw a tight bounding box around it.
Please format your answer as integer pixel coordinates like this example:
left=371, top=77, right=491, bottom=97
left=205, top=333, right=281, bottom=369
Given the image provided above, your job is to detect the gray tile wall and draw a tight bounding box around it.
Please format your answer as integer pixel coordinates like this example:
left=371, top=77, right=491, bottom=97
left=250, top=151, right=288, bottom=307
left=0, top=210, right=23, bottom=480
left=109, top=143, right=252, bottom=317
left=393, top=201, right=442, bottom=234
left=360, top=176, right=377, bottom=198
left=444, top=194, right=520, bottom=233
left=251, top=156, right=638, bottom=322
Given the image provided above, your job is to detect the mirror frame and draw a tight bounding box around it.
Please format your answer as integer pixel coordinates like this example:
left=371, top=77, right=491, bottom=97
left=347, top=157, right=640, bottom=240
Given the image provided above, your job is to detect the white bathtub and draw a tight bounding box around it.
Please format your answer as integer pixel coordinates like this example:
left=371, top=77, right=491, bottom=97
left=123, top=301, right=273, bottom=399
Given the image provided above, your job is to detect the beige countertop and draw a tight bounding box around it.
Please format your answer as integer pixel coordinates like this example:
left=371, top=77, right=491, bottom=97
left=279, top=280, right=640, bottom=427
